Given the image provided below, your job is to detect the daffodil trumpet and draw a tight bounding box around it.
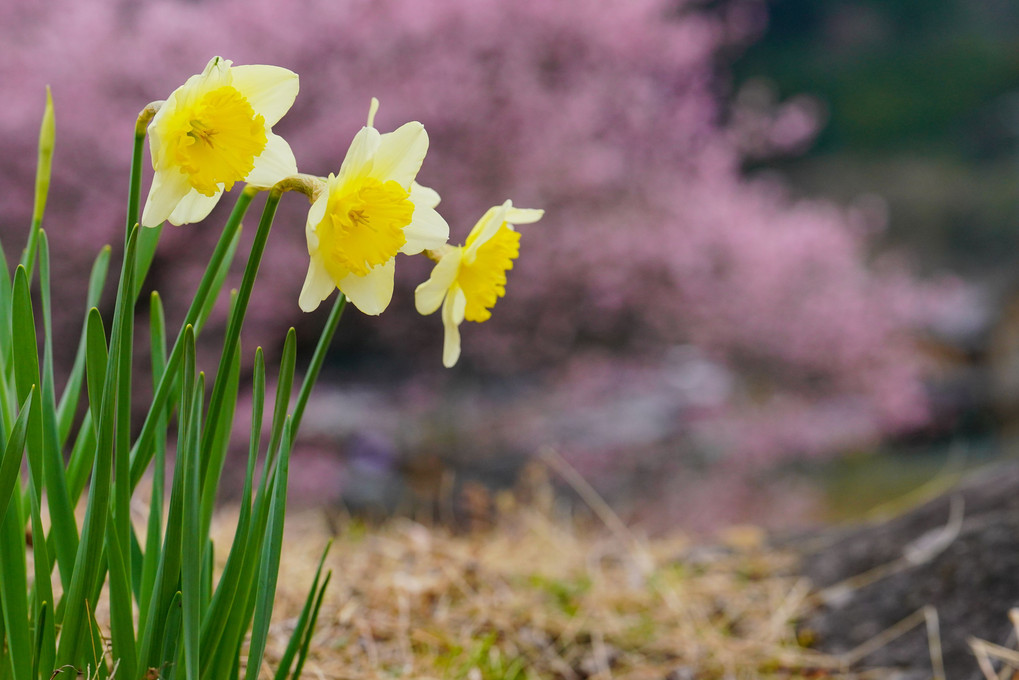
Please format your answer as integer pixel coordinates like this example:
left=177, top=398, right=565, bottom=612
left=299, top=98, right=449, bottom=316
left=415, top=200, right=543, bottom=367
left=140, top=56, right=299, bottom=228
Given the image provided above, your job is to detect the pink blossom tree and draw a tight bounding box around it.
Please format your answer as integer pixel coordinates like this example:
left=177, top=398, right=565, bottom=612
left=0, top=0, right=937, bottom=473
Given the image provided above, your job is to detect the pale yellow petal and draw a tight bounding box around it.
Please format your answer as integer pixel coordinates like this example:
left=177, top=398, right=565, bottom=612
left=338, top=259, right=395, bottom=316
left=415, top=250, right=461, bottom=315
left=245, top=132, right=298, bottom=187
left=401, top=206, right=449, bottom=255
left=228, top=64, right=299, bottom=127
left=305, top=185, right=331, bottom=252
left=337, top=126, right=381, bottom=184
left=441, top=288, right=467, bottom=368
left=141, top=167, right=191, bottom=227
left=299, top=255, right=336, bottom=313
left=168, top=186, right=222, bottom=226
left=465, top=201, right=512, bottom=259
left=410, top=182, right=441, bottom=209
left=370, top=121, right=428, bottom=188
left=506, top=207, right=544, bottom=224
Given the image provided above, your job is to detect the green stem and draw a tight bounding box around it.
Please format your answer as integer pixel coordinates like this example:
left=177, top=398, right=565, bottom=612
left=128, top=187, right=256, bottom=490
left=291, top=293, right=346, bottom=441
left=198, top=190, right=281, bottom=493
left=127, top=129, right=145, bottom=241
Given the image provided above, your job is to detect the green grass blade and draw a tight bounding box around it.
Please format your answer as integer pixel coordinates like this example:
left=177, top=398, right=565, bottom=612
left=139, top=291, right=168, bottom=630
left=21, top=88, right=54, bottom=280
left=292, top=293, right=346, bottom=440
left=132, top=225, right=161, bottom=304
left=182, top=368, right=205, bottom=680
left=273, top=541, right=332, bottom=680
left=0, top=237, right=15, bottom=437
left=199, top=190, right=280, bottom=495
left=136, top=326, right=194, bottom=674
left=291, top=570, right=332, bottom=680
left=0, top=388, right=33, bottom=530
left=195, top=224, right=242, bottom=336
left=199, top=329, right=240, bottom=544
left=56, top=227, right=137, bottom=668
left=263, top=328, right=297, bottom=487
left=244, top=415, right=293, bottom=680
left=158, top=591, right=184, bottom=679
left=57, top=245, right=111, bottom=445
left=201, top=348, right=264, bottom=673
left=66, top=308, right=107, bottom=506
left=129, top=187, right=254, bottom=490
left=0, top=485, right=30, bottom=680
left=37, top=232, right=79, bottom=588
left=105, top=515, right=137, bottom=680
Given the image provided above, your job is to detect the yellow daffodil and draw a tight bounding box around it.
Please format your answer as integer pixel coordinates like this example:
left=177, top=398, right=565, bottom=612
left=299, top=98, right=449, bottom=315
left=141, top=56, right=299, bottom=227
left=415, top=200, right=543, bottom=367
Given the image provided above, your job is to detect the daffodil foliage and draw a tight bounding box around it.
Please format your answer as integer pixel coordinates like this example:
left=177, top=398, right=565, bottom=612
left=0, top=55, right=539, bottom=680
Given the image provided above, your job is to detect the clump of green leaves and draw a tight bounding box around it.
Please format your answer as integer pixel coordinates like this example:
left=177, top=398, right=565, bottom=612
left=0, top=91, right=337, bottom=679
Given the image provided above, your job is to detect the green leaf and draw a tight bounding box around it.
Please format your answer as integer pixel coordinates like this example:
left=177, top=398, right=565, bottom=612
left=57, top=245, right=111, bottom=445
left=292, top=571, right=332, bottom=680
left=292, top=294, right=346, bottom=439
left=129, top=188, right=254, bottom=490
left=0, top=484, right=30, bottom=680
left=37, top=232, right=78, bottom=589
left=199, top=191, right=280, bottom=497
left=139, top=291, right=168, bottom=630
left=245, top=416, right=293, bottom=680
left=182, top=367, right=205, bottom=680
left=32, top=87, right=55, bottom=229
left=136, top=326, right=194, bottom=674
left=0, top=388, right=33, bottom=530
left=201, top=348, right=265, bottom=672
left=105, top=516, right=136, bottom=680
left=273, top=541, right=332, bottom=680
left=55, top=225, right=137, bottom=668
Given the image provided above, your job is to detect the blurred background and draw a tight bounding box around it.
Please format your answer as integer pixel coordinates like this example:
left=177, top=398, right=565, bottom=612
left=2, top=0, right=1017, bottom=532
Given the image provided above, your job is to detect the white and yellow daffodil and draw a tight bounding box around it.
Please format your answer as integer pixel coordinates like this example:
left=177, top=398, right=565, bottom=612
left=415, top=200, right=543, bottom=367
left=299, top=98, right=449, bottom=315
left=141, top=56, right=299, bottom=227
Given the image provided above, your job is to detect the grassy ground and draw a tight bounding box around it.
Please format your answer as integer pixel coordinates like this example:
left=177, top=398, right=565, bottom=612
left=232, top=477, right=858, bottom=680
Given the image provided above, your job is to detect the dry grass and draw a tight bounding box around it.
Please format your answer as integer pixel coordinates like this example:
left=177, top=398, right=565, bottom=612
left=223, top=475, right=855, bottom=680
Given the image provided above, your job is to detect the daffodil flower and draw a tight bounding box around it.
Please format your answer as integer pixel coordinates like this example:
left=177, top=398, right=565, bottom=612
left=140, top=56, right=299, bottom=227
left=299, top=98, right=449, bottom=315
left=415, top=200, right=543, bottom=367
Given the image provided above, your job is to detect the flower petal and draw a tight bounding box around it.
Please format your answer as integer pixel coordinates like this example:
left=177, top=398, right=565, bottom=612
left=506, top=207, right=544, bottom=224
left=228, top=64, right=299, bottom=127
left=141, top=168, right=192, bottom=227
left=337, top=126, right=381, bottom=183
left=410, top=182, right=441, bottom=210
left=415, top=249, right=461, bottom=315
left=370, top=121, right=428, bottom=188
left=465, top=201, right=512, bottom=259
left=401, top=206, right=450, bottom=255
left=168, top=186, right=222, bottom=226
left=246, top=132, right=298, bottom=187
left=305, top=186, right=331, bottom=252
left=338, top=259, right=395, bottom=316
left=441, top=288, right=467, bottom=368
left=299, top=255, right=336, bottom=313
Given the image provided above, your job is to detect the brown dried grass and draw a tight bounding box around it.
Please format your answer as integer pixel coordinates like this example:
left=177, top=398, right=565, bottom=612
left=221, top=473, right=853, bottom=680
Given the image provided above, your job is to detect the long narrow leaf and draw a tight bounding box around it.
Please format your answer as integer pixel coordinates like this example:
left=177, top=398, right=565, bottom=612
left=201, top=348, right=265, bottom=672
left=273, top=541, right=332, bottom=680
left=0, top=388, right=33, bottom=530
left=129, top=187, right=254, bottom=490
left=245, top=416, right=293, bottom=680
left=57, top=245, right=111, bottom=445
left=38, top=232, right=79, bottom=588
